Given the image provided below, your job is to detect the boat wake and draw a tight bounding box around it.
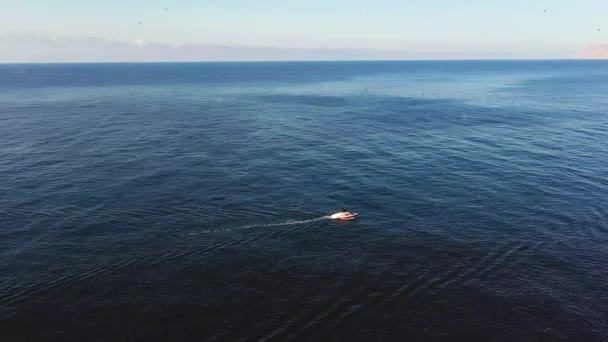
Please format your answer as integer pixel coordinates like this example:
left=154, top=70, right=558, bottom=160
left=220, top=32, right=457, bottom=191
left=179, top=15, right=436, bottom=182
left=200, top=216, right=331, bottom=233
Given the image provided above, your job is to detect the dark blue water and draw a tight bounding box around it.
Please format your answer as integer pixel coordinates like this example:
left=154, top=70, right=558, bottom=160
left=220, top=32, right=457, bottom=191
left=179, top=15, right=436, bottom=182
left=1, top=60, right=608, bottom=341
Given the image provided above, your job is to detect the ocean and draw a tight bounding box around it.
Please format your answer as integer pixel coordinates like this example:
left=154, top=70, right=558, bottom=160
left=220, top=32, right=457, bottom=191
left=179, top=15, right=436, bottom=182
left=1, top=60, right=607, bottom=341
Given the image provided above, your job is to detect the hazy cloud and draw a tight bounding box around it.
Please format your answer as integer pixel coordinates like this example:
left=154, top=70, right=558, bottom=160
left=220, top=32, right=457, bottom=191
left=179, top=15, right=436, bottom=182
left=578, top=44, right=608, bottom=59
left=0, top=32, right=402, bottom=63
left=0, top=32, right=583, bottom=63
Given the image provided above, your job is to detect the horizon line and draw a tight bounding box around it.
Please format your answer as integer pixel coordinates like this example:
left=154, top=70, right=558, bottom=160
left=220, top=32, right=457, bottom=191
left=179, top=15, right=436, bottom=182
left=1, top=57, right=604, bottom=65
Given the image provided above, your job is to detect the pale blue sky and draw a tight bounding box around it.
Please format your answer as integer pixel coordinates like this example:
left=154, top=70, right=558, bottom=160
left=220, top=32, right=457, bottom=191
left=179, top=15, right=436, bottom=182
left=1, top=0, right=607, bottom=62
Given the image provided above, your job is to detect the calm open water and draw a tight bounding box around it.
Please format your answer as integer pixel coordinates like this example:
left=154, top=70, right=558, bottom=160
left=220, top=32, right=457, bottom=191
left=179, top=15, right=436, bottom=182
left=1, top=60, right=608, bottom=341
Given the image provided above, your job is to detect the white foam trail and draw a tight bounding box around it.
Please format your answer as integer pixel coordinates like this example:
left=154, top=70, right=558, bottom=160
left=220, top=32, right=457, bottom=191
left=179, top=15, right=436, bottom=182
left=199, top=216, right=331, bottom=233
left=237, top=216, right=331, bottom=230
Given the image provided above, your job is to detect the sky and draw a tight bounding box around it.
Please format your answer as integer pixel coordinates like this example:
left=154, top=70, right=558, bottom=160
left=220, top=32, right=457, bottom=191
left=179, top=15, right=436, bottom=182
left=1, top=0, right=607, bottom=62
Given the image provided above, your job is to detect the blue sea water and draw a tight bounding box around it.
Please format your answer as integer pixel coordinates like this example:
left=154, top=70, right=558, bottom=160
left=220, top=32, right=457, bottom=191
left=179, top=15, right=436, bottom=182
left=1, top=60, right=607, bottom=341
